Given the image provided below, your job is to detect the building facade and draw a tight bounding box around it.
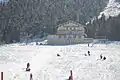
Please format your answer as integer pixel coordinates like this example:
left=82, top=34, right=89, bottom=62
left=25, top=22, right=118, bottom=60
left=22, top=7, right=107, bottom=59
left=47, top=21, right=93, bottom=45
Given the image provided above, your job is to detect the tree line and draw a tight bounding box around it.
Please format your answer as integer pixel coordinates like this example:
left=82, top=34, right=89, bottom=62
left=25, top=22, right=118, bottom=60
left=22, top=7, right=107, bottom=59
left=87, top=14, right=120, bottom=41
left=0, top=0, right=109, bottom=44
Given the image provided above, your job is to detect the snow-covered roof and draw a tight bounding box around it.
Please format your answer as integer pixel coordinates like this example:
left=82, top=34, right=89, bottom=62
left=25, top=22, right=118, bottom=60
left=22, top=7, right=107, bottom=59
left=57, top=20, right=86, bottom=28
left=57, top=21, right=86, bottom=31
left=98, top=0, right=120, bottom=19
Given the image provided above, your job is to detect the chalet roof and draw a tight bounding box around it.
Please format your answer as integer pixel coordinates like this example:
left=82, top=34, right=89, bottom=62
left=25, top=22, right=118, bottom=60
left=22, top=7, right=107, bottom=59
left=57, top=20, right=86, bottom=28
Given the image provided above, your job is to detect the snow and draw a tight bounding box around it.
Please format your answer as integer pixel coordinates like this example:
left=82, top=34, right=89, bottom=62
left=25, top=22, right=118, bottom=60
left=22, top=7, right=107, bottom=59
left=98, top=0, right=120, bottom=19
left=0, top=42, right=120, bottom=80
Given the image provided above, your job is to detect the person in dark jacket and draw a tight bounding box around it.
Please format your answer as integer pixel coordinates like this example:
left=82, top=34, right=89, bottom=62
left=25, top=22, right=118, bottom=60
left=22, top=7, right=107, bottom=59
left=103, top=56, right=106, bottom=60
left=100, top=54, right=103, bottom=60
left=26, top=63, right=31, bottom=71
left=88, top=43, right=89, bottom=47
left=88, top=51, right=90, bottom=56
left=57, top=54, right=60, bottom=57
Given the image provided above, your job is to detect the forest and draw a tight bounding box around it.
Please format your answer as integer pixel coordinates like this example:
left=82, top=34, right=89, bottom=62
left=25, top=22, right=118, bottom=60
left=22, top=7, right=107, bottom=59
left=2, top=0, right=120, bottom=44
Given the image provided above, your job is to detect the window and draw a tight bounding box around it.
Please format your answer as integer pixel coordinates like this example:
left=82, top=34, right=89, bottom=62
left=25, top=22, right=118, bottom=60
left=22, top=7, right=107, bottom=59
left=59, top=35, right=61, bottom=38
left=73, top=35, right=76, bottom=38
left=67, top=35, right=72, bottom=39
left=64, top=35, right=66, bottom=38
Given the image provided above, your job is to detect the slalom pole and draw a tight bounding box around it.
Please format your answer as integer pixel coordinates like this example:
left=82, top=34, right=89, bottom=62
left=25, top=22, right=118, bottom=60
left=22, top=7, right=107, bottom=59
left=1, top=72, right=3, bottom=80
left=30, top=73, right=33, bottom=80
left=70, top=70, right=73, bottom=80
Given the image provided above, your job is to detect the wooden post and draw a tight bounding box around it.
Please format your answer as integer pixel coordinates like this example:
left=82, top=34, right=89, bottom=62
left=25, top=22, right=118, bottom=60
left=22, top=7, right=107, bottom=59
left=1, top=72, right=3, bottom=80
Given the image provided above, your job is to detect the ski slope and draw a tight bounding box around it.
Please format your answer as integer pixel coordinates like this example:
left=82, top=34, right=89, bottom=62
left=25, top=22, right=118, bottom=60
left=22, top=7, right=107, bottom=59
left=0, top=42, right=120, bottom=80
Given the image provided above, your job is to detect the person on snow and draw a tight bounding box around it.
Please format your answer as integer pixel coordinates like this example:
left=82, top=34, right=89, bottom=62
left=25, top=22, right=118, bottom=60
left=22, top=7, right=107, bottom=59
left=103, top=56, right=106, bottom=60
left=57, top=53, right=60, bottom=57
left=88, top=43, right=89, bottom=47
left=99, top=54, right=106, bottom=61
left=84, top=51, right=90, bottom=56
left=67, top=70, right=73, bottom=80
left=68, top=76, right=71, bottom=80
left=88, top=51, right=90, bottom=56
left=26, top=62, right=31, bottom=71
left=36, top=42, right=38, bottom=45
left=100, top=54, right=103, bottom=60
left=84, top=53, right=87, bottom=56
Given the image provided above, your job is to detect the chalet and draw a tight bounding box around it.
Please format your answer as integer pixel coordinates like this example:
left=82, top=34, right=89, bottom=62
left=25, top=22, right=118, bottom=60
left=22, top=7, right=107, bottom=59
left=47, top=21, right=93, bottom=45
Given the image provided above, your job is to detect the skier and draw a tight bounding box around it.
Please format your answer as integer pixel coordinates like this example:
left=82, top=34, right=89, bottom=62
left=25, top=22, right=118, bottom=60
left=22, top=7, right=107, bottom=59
left=57, top=53, right=60, bottom=57
left=88, top=51, right=90, bottom=56
left=67, top=70, right=73, bottom=80
left=36, top=42, right=38, bottom=45
left=26, top=63, right=31, bottom=71
left=68, top=76, right=71, bottom=80
left=88, top=43, right=89, bottom=47
left=100, top=54, right=103, bottom=60
left=103, top=56, right=106, bottom=60
left=84, top=53, right=87, bottom=56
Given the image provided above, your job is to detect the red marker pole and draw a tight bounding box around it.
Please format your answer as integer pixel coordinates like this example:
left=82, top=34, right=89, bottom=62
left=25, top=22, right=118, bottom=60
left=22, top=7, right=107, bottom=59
left=30, top=73, right=33, bottom=80
left=1, top=72, right=3, bottom=80
left=70, top=70, right=73, bottom=80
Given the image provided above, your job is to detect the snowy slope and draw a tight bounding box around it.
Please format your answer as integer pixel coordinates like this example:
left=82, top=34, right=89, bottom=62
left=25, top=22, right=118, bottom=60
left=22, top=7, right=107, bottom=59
left=0, top=42, right=120, bottom=80
left=99, top=0, right=120, bottom=19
